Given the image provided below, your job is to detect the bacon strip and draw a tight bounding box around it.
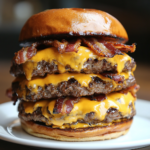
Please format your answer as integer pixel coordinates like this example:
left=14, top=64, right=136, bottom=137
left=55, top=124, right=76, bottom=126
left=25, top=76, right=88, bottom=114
left=52, top=39, right=68, bottom=53
left=14, top=43, right=37, bottom=64
left=14, top=37, right=135, bottom=64
left=64, top=97, right=79, bottom=114
left=65, top=39, right=81, bottom=53
left=53, top=97, right=80, bottom=114
left=53, top=98, right=64, bottom=114
left=95, top=94, right=107, bottom=101
left=14, top=39, right=81, bottom=64
left=112, top=43, right=136, bottom=53
left=120, top=84, right=140, bottom=98
left=90, top=94, right=107, bottom=102
left=52, top=39, right=81, bottom=53
left=82, top=37, right=123, bottom=57
left=37, top=39, right=81, bottom=53
left=101, top=73, right=124, bottom=83
left=6, top=88, right=18, bottom=105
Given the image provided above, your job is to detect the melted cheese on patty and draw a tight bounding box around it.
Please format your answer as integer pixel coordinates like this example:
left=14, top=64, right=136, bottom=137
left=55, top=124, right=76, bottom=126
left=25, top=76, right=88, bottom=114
left=15, top=71, right=133, bottom=96
left=22, top=91, right=136, bottom=129
left=23, top=46, right=132, bottom=80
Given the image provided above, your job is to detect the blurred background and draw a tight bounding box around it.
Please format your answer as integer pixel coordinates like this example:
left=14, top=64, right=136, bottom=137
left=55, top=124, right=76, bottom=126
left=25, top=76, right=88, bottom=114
left=0, top=0, right=150, bottom=104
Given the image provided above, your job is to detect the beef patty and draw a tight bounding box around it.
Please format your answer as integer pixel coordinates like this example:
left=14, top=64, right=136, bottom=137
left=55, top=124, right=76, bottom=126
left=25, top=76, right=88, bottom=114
left=12, top=73, right=136, bottom=102
left=10, top=58, right=135, bottom=80
left=18, top=101, right=135, bottom=127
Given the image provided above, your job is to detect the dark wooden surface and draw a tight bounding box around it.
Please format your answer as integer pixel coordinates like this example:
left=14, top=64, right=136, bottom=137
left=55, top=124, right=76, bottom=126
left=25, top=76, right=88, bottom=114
left=0, top=60, right=150, bottom=150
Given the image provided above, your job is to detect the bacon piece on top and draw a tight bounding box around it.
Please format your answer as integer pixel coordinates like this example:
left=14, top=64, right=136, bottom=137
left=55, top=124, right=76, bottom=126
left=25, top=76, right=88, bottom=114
left=14, top=37, right=135, bottom=64
left=53, top=39, right=81, bottom=53
left=14, top=39, right=81, bottom=64
left=82, top=37, right=123, bottom=57
left=37, top=39, right=81, bottom=53
left=53, top=39, right=68, bottom=53
left=112, top=43, right=136, bottom=53
left=14, top=43, right=37, bottom=64
left=65, top=39, right=81, bottom=53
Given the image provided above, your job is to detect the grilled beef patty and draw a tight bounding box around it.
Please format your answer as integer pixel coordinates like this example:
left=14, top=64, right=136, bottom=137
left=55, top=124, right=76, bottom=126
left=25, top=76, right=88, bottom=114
left=12, top=74, right=136, bottom=102
left=18, top=102, right=135, bottom=126
left=10, top=58, right=135, bottom=79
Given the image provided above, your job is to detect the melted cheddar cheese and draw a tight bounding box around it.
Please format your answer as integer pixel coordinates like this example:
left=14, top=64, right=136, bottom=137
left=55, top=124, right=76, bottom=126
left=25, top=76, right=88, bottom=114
left=23, top=46, right=132, bottom=80
left=15, top=71, right=133, bottom=96
left=23, top=91, right=136, bottom=129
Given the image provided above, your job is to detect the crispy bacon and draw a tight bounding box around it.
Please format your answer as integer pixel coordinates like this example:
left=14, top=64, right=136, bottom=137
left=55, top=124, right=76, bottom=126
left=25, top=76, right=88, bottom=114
left=95, top=94, right=107, bottom=101
left=14, top=43, right=37, bottom=64
left=14, top=37, right=135, bottom=64
left=65, top=39, right=81, bottom=53
left=37, top=39, right=81, bottom=53
left=53, top=98, right=64, bottom=114
left=82, top=37, right=123, bottom=57
left=90, top=94, right=107, bottom=102
left=64, top=97, right=79, bottom=114
left=120, top=84, right=140, bottom=97
left=14, top=39, right=81, bottom=64
left=112, top=43, right=136, bottom=53
left=52, top=39, right=67, bottom=53
left=52, top=39, right=81, bottom=53
left=53, top=97, right=79, bottom=114
left=6, top=88, right=18, bottom=105
left=101, top=73, right=124, bottom=83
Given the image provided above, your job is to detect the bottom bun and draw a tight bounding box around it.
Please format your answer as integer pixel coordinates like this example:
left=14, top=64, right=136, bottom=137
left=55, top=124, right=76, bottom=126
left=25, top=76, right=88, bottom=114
left=21, top=118, right=133, bottom=141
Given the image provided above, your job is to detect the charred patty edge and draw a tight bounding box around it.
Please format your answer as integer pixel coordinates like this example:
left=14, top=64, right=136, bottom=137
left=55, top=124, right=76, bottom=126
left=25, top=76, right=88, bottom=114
left=12, top=74, right=136, bottom=101
left=10, top=58, right=136, bottom=78
left=18, top=101, right=136, bottom=127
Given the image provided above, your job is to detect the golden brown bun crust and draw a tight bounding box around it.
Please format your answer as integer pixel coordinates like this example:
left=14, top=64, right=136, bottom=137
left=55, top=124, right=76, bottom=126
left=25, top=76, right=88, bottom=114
left=19, top=8, right=128, bottom=43
left=21, top=118, right=133, bottom=141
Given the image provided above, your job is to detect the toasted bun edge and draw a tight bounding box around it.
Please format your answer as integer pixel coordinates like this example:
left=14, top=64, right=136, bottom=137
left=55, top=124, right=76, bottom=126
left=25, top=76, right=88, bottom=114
left=21, top=118, right=133, bottom=141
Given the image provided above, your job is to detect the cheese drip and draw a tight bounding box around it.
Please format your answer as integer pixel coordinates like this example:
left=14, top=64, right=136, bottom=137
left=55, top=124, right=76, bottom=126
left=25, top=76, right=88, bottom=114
left=15, top=71, right=133, bottom=94
left=23, top=91, right=136, bottom=128
left=23, top=46, right=132, bottom=80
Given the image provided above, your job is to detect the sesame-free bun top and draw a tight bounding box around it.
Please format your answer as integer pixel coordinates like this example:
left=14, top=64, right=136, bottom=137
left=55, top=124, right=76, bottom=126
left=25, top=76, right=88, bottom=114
left=19, top=8, right=128, bottom=43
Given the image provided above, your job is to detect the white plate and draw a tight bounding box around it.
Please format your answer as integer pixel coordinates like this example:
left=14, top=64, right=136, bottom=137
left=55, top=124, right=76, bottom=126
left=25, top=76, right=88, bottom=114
left=0, top=99, right=150, bottom=150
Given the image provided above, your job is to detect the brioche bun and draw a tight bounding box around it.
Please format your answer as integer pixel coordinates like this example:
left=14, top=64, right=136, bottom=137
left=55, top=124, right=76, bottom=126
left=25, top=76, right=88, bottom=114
left=19, top=8, right=128, bottom=43
left=21, top=118, right=133, bottom=141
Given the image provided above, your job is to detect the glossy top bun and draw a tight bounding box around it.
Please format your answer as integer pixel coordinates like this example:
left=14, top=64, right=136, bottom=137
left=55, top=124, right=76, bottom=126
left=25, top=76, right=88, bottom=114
left=19, top=8, right=128, bottom=43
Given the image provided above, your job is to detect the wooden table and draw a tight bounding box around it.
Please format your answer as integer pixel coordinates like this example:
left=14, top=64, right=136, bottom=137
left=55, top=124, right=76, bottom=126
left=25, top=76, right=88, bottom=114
left=0, top=61, right=150, bottom=150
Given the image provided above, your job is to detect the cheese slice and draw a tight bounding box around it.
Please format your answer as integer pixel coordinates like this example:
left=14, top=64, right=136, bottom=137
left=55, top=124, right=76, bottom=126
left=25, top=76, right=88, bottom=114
left=22, top=46, right=132, bottom=80
left=23, top=91, right=136, bottom=129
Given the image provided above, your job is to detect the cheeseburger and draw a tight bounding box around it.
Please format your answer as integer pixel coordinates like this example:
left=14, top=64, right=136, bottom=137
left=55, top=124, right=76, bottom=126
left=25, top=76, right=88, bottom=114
left=7, top=8, right=139, bottom=141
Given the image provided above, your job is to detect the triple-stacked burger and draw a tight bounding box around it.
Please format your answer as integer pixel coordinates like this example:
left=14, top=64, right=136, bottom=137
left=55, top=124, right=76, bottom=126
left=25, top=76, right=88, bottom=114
left=7, top=8, right=139, bottom=141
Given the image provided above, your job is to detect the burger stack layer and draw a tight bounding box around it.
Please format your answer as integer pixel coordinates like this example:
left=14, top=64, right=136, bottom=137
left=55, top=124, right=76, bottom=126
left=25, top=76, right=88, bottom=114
left=7, top=8, right=139, bottom=141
